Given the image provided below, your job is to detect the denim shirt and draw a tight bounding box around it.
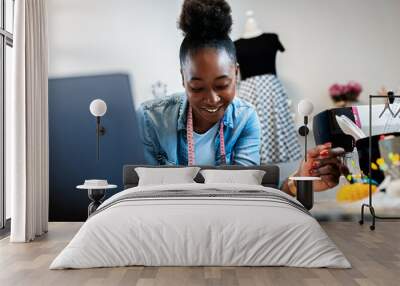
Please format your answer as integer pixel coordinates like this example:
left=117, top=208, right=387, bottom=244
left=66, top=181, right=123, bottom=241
left=137, top=93, right=260, bottom=166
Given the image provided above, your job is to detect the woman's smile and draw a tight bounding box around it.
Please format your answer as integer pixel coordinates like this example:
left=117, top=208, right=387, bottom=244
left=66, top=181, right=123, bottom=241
left=202, top=105, right=223, bottom=113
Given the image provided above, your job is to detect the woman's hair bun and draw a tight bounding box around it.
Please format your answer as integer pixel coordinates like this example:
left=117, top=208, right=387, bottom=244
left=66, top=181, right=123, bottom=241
left=178, top=0, right=232, bottom=40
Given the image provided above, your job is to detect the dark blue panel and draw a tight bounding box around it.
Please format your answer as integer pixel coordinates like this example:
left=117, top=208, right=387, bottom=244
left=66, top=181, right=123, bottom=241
left=49, top=74, right=146, bottom=221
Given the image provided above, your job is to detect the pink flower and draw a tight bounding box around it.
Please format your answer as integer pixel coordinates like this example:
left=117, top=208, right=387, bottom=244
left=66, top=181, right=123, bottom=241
left=329, top=81, right=363, bottom=103
left=342, top=84, right=351, bottom=94
left=329, top=83, right=343, bottom=97
left=347, top=81, right=362, bottom=94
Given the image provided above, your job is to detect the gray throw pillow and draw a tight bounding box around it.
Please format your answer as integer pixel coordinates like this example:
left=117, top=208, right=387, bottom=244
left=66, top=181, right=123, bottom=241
left=200, top=169, right=266, bottom=185
left=135, top=167, right=201, bottom=186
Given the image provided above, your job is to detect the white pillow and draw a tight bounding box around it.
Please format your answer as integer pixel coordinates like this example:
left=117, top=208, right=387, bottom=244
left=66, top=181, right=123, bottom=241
left=200, top=169, right=266, bottom=185
left=135, top=167, right=201, bottom=186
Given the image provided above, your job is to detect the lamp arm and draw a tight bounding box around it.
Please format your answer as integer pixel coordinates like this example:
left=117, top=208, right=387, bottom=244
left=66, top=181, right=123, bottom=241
left=96, top=116, right=100, bottom=160
left=304, top=124, right=308, bottom=162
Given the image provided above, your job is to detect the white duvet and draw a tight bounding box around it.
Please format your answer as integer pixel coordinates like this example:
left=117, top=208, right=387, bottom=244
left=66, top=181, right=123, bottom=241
left=50, top=183, right=351, bottom=269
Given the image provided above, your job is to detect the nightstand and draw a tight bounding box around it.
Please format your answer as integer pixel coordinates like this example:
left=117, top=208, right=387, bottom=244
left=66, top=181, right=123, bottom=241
left=77, top=180, right=117, bottom=217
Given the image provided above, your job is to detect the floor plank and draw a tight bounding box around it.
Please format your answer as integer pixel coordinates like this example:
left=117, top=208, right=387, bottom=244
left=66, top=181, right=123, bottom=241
left=0, top=221, right=399, bottom=286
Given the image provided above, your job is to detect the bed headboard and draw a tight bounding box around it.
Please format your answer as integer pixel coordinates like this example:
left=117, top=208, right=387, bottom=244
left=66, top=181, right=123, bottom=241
left=123, top=165, right=280, bottom=189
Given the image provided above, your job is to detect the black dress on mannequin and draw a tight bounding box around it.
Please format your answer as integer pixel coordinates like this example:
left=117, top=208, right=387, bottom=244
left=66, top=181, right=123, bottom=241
left=234, top=33, right=301, bottom=163
left=235, top=33, right=284, bottom=79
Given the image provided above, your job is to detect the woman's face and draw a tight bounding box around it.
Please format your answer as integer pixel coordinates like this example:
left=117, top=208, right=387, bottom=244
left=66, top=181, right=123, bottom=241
left=181, top=48, right=238, bottom=128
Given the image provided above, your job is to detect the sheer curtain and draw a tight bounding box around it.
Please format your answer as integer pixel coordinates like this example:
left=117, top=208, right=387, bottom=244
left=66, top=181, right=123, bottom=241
left=7, top=0, right=49, bottom=242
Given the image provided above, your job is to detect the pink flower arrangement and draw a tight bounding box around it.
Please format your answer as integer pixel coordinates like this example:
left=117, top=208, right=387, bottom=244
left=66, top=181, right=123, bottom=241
left=329, top=81, right=362, bottom=104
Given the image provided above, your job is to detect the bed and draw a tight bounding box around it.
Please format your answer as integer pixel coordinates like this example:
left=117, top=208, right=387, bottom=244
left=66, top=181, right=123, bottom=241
left=50, top=165, right=350, bottom=269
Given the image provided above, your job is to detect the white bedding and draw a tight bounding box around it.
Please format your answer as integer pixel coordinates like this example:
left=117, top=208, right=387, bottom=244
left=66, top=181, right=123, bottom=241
left=50, top=183, right=351, bottom=269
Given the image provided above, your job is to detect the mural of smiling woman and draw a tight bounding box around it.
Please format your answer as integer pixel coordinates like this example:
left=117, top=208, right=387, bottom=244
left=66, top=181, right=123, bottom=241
left=137, top=0, right=261, bottom=166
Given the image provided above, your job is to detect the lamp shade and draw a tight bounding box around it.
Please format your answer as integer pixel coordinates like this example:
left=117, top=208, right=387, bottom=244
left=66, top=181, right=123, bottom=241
left=298, top=99, right=314, bottom=116
left=89, top=99, right=107, bottom=117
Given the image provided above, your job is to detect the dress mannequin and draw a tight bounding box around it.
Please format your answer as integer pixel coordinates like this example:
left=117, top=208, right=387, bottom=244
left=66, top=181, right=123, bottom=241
left=234, top=11, right=301, bottom=164
left=242, top=10, right=263, bottom=39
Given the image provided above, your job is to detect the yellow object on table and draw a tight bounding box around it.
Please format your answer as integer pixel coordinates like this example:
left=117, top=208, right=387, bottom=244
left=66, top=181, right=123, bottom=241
left=336, top=183, right=377, bottom=203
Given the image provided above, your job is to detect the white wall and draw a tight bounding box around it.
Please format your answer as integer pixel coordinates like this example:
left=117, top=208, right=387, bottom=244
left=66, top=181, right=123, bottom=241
left=48, top=0, right=184, bottom=106
left=48, top=0, right=400, bottom=116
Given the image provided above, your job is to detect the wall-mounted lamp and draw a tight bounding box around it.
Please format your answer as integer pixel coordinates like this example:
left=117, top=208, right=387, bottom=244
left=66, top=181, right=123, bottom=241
left=89, top=99, right=107, bottom=160
left=290, top=99, right=319, bottom=211
left=298, top=99, right=314, bottom=162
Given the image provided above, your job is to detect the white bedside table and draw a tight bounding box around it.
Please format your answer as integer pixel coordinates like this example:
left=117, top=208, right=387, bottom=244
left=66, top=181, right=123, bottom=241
left=77, top=180, right=117, bottom=217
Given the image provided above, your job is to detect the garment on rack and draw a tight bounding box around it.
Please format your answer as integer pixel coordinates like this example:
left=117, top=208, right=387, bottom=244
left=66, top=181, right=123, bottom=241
left=235, top=33, right=301, bottom=163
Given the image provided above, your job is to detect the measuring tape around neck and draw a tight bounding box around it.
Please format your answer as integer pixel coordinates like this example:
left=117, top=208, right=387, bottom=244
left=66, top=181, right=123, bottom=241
left=186, top=104, right=226, bottom=166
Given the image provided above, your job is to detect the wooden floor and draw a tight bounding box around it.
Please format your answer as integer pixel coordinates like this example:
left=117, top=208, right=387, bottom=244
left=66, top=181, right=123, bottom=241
left=0, top=222, right=399, bottom=286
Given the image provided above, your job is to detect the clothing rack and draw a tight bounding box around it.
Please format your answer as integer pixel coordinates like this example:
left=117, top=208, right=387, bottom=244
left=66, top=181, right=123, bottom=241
left=359, top=92, right=400, bottom=230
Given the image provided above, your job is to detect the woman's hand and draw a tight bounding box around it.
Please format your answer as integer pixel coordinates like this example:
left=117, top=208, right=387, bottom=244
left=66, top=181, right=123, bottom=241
left=296, top=142, right=349, bottom=192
